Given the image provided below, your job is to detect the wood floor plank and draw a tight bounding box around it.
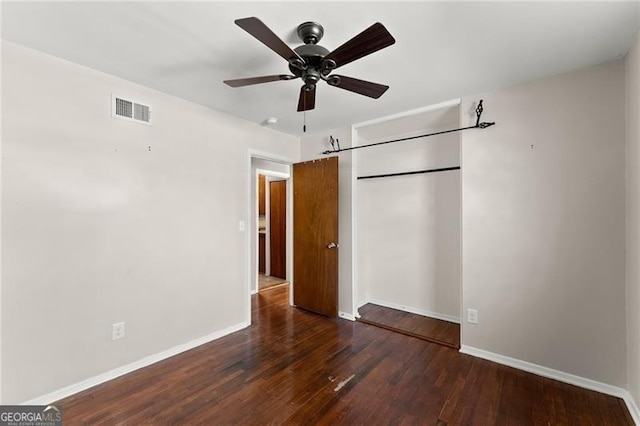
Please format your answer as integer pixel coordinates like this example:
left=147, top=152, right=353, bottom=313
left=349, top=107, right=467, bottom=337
left=55, top=286, right=633, bottom=425
left=359, top=303, right=461, bottom=348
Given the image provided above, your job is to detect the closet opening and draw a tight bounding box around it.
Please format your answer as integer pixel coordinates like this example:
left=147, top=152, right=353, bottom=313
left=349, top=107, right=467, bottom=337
left=354, top=100, right=462, bottom=349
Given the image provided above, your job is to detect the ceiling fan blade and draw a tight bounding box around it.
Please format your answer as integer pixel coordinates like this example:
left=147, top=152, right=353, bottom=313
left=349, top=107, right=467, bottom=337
left=297, top=86, right=316, bottom=111
left=224, top=75, right=297, bottom=87
left=323, top=23, right=395, bottom=69
left=235, top=17, right=304, bottom=65
left=328, top=75, right=389, bottom=99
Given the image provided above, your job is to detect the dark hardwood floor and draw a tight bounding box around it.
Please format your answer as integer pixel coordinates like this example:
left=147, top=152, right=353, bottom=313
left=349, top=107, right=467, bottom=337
left=56, top=286, right=633, bottom=424
left=358, top=303, right=461, bottom=349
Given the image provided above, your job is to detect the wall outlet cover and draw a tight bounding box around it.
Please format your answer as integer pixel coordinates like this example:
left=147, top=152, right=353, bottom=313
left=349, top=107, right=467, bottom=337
left=467, top=308, right=479, bottom=324
left=112, top=322, right=126, bottom=340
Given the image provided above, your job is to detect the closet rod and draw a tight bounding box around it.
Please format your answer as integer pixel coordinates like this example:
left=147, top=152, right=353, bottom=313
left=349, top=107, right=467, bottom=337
left=358, top=166, right=460, bottom=180
left=322, top=100, right=495, bottom=155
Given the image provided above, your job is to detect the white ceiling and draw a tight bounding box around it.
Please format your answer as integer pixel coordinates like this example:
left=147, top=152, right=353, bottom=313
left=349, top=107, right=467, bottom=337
left=2, top=1, right=639, bottom=136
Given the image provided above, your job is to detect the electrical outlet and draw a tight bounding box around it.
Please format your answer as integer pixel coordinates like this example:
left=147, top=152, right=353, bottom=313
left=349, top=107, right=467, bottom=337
left=467, top=309, right=479, bottom=324
left=112, top=322, right=125, bottom=340
left=238, top=220, right=245, bottom=232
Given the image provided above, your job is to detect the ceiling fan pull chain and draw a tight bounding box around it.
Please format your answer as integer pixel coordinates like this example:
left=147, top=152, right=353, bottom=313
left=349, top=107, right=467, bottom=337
left=303, top=110, right=307, bottom=133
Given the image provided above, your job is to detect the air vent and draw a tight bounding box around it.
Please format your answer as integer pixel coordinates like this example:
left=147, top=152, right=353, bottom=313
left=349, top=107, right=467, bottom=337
left=111, top=94, right=152, bottom=125
left=134, top=103, right=150, bottom=122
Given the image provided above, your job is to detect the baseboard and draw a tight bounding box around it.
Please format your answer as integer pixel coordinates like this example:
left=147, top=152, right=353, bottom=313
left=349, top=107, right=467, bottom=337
left=22, top=321, right=250, bottom=405
left=624, top=392, right=640, bottom=425
left=460, top=345, right=640, bottom=425
left=367, top=298, right=460, bottom=324
left=339, top=311, right=357, bottom=321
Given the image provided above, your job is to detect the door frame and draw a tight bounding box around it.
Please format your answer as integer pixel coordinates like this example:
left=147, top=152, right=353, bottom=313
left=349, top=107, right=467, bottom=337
left=246, top=149, right=295, bottom=325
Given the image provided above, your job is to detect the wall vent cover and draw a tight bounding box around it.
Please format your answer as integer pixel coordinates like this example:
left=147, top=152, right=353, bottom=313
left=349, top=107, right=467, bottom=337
left=111, top=94, right=152, bottom=125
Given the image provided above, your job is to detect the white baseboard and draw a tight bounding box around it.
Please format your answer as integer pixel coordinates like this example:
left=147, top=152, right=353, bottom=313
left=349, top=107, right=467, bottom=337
left=624, top=393, right=640, bottom=425
left=366, top=298, right=460, bottom=324
left=339, top=311, right=357, bottom=321
left=22, top=321, right=250, bottom=405
left=460, top=345, right=639, bottom=425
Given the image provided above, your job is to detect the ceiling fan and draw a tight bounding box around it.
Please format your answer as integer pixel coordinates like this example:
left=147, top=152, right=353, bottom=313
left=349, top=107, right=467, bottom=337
left=224, top=17, right=396, bottom=112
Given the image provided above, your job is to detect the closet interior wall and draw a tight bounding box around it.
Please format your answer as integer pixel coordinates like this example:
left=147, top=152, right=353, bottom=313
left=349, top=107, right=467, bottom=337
left=355, top=104, right=462, bottom=323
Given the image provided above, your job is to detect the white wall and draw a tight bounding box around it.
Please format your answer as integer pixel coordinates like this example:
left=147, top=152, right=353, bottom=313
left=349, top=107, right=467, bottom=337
left=626, top=32, right=640, bottom=409
left=299, top=128, right=354, bottom=318
left=355, top=108, right=461, bottom=322
left=461, top=60, right=626, bottom=387
left=0, top=41, right=299, bottom=403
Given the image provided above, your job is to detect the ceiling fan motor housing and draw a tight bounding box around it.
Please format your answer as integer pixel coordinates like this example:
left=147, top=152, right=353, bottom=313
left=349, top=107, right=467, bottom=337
left=290, top=43, right=331, bottom=89
left=290, top=44, right=329, bottom=69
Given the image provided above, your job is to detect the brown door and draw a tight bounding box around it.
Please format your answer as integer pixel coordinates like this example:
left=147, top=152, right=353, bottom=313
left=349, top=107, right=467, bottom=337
left=269, top=180, right=286, bottom=279
left=258, top=174, right=266, bottom=215
left=293, top=156, right=339, bottom=317
left=258, top=174, right=266, bottom=273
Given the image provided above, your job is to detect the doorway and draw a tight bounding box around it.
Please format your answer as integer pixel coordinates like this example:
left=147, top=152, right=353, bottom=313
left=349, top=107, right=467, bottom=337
left=247, top=152, right=341, bottom=324
left=246, top=153, right=295, bottom=329
left=251, top=159, right=291, bottom=295
left=257, top=173, right=288, bottom=292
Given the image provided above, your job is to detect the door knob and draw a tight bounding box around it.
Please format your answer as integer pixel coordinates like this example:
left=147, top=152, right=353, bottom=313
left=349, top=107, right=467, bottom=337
left=327, top=242, right=339, bottom=249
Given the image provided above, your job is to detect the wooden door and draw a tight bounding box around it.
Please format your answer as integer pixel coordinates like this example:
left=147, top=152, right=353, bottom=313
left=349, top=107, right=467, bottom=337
left=258, top=234, right=266, bottom=274
left=269, top=180, right=286, bottom=279
left=258, top=174, right=266, bottom=215
left=293, top=156, right=339, bottom=317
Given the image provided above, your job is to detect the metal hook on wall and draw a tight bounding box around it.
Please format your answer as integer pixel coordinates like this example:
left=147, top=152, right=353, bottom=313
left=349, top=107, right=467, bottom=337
left=328, top=135, right=341, bottom=153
